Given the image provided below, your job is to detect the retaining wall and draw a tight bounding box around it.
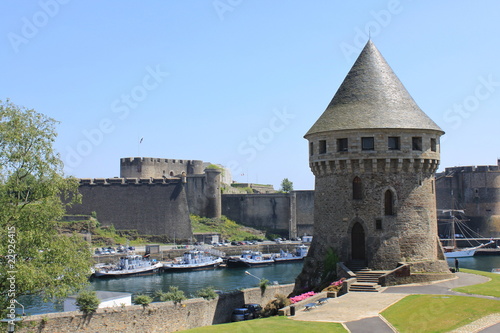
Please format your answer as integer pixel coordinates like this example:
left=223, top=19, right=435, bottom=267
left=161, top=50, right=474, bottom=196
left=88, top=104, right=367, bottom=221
left=16, top=284, right=294, bottom=333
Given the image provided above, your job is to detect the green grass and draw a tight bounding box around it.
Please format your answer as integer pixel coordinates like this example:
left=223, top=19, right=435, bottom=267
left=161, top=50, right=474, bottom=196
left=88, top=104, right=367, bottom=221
left=381, top=294, right=500, bottom=333
left=182, top=316, right=347, bottom=333
left=190, top=215, right=264, bottom=241
left=452, top=268, right=500, bottom=297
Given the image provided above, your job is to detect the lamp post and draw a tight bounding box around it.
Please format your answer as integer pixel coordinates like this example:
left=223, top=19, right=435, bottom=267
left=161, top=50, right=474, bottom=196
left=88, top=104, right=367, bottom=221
left=1, top=300, right=25, bottom=333
left=244, top=271, right=262, bottom=282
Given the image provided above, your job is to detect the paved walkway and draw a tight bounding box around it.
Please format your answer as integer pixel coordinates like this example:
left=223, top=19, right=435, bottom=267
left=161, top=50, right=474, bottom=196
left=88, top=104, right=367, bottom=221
left=290, top=272, right=500, bottom=332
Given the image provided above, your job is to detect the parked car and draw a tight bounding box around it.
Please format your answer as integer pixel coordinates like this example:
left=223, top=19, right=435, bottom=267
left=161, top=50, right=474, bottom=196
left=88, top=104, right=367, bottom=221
left=231, top=308, right=252, bottom=322
left=244, top=303, right=262, bottom=318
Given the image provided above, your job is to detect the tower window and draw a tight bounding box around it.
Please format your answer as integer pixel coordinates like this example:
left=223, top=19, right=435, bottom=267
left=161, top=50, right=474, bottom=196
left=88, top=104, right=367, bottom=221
left=337, top=138, right=348, bottom=152
left=353, top=177, right=362, bottom=200
left=430, top=138, right=437, bottom=152
left=412, top=137, right=422, bottom=151
left=361, top=137, right=374, bottom=151
left=309, top=142, right=314, bottom=156
left=384, top=190, right=394, bottom=215
left=388, top=137, right=400, bottom=150
left=319, top=140, right=327, bottom=154
left=375, top=219, right=382, bottom=230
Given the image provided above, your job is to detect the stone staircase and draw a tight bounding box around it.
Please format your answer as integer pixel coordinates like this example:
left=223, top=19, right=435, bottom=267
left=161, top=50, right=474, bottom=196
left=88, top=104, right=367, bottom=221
left=347, top=261, right=387, bottom=292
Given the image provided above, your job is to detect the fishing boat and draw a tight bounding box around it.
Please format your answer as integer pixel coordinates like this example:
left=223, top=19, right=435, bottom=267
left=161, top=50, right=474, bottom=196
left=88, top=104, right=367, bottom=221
left=439, top=209, right=494, bottom=258
left=94, top=255, right=162, bottom=277
left=274, top=245, right=309, bottom=263
left=226, top=251, right=275, bottom=268
left=163, top=250, right=223, bottom=271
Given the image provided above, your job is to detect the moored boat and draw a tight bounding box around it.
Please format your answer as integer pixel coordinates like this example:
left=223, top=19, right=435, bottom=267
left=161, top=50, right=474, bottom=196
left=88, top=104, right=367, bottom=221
left=94, top=255, right=162, bottom=277
left=163, top=250, right=223, bottom=271
left=274, top=245, right=308, bottom=263
left=226, top=251, right=275, bottom=268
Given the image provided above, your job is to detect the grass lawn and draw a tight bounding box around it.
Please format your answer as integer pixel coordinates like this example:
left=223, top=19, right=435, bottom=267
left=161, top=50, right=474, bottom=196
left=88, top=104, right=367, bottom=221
left=381, top=294, right=500, bottom=333
left=181, top=316, right=347, bottom=333
left=452, top=268, right=500, bottom=297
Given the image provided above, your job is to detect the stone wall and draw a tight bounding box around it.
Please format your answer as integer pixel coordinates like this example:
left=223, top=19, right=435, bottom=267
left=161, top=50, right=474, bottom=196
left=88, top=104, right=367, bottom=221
left=66, top=178, right=192, bottom=239
left=120, top=157, right=204, bottom=178
left=16, top=284, right=294, bottom=333
left=436, top=162, right=500, bottom=237
left=221, top=191, right=315, bottom=238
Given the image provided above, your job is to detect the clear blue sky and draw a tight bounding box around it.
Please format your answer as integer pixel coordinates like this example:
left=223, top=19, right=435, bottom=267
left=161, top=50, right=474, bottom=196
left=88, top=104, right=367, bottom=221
left=2, top=1, right=499, bottom=190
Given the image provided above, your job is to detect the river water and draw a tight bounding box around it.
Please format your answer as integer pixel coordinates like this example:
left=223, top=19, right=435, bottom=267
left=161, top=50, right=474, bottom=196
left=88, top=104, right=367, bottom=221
left=21, top=255, right=500, bottom=315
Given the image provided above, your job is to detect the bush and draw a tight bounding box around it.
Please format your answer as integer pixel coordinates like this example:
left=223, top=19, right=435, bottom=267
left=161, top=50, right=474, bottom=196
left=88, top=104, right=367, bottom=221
left=155, top=286, right=186, bottom=305
left=259, top=279, right=269, bottom=294
left=261, top=294, right=291, bottom=317
left=133, top=294, right=153, bottom=308
left=195, top=286, right=218, bottom=300
left=75, top=290, right=100, bottom=314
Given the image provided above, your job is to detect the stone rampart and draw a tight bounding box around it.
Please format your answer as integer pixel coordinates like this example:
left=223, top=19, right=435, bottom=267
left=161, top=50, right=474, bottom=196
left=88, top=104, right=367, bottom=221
left=120, top=157, right=204, bottom=178
left=16, top=284, right=294, bottom=333
left=221, top=191, right=314, bottom=238
left=66, top=178, right=192, bottom=239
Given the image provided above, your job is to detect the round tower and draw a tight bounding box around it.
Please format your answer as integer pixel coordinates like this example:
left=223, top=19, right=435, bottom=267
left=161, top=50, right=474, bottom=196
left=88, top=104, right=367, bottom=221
left=295, top=40, right=450, bottom=292
left=204, top=167, right=222, bottom=218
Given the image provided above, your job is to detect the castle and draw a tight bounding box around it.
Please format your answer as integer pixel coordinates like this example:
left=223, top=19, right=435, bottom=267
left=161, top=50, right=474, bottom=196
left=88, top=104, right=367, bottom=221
left=294, top=40, right=451, bottom=292
left=436, top=159, right=500, bottom=237
left=67, top=157, right=315, bottom=240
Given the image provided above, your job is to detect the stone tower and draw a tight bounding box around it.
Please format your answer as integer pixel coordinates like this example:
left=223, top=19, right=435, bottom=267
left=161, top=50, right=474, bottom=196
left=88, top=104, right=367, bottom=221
left=294, top=40, right=450, bottom=292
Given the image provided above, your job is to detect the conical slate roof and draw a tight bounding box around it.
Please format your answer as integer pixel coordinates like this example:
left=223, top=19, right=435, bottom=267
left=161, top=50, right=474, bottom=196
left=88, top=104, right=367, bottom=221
left=305, top=40, right=443, bottom=137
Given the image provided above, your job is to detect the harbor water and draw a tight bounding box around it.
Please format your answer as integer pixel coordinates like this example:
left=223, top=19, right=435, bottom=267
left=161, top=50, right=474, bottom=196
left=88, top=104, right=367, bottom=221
left=22, top=255, right=500, bottom=315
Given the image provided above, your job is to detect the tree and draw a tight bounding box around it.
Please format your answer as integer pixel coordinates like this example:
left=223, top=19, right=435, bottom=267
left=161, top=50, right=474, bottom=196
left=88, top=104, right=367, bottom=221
left=133, top=294, right=153, bottom=309
left=155, top=286, right=186, bottom=305
left=0, top=100, right=92, bottom=318
left=280, top=178, right=293, bottom=193
left=75, top=290, right=100, bottom=315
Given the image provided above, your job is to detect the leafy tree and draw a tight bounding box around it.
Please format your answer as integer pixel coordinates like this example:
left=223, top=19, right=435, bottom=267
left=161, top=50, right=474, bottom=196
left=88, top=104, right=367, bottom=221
left=0, top=100, right=92, bottom=317
left=156, top=286, right=186, bottom=305
left=280, top=178, right=293, bottom=193
left=75, top=290, right=100, bottom=315
left=133, top=294, right=153, bottom=309
left=195, top=286, right=218, bottom=300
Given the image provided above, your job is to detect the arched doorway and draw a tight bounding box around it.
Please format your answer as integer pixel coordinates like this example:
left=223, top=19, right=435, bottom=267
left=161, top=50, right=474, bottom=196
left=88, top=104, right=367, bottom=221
left=351, top=222, right=366, bottom=260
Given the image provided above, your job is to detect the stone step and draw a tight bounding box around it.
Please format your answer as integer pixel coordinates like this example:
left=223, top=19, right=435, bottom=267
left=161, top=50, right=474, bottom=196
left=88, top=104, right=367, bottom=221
left=349, top=282, right=382, bottom=292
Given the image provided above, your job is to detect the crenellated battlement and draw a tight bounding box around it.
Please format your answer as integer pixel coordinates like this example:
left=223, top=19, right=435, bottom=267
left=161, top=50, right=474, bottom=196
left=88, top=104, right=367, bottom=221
left=120, top=157, right=205, bottom=178
left=310, top=158, right=440, bottom=176
left=444, top=164, right=500, bottom=174
left=120, top=157, right=204, bottom=166
left=79, top=177, right=182, bottom=186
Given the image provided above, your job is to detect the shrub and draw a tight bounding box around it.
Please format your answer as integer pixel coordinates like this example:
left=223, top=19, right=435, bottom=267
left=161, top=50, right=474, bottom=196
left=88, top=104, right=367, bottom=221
left=133, top=294, right=153, bottom=308
left=155, top=286, right=186, bottom=305
left=195, top=286, right=218, bottom=300
left=75, top=290, right=100, bottom=315
left=259, top=279, right=269, bottom=294
left=261, top=294, right=291, bottom=317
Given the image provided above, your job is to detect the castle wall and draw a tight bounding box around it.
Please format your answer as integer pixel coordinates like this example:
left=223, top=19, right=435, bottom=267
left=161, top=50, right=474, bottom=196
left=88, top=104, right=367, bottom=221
left=18, top=284, right=295, bottom=333
left=436, top=162, right=500, bottom=237
left=66, top=178, right=192, bottom=239
left=221, top=191, right=314, bottom=238
left=120, top=157, right=204, bottom=178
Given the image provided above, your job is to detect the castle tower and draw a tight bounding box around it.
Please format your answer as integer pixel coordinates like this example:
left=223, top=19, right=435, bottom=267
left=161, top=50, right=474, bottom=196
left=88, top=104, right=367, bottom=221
left=295, top=40, right=450, bottom=292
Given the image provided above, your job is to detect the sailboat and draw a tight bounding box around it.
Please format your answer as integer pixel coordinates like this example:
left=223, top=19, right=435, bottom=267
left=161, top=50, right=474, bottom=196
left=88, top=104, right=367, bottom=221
left=439, top=209, right=494, bottom=258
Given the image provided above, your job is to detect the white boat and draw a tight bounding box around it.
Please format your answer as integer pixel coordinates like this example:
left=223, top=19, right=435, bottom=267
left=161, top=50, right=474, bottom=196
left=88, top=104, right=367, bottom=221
left=440, top=209, right=494, bottom=258
left=163, top=250, right=223, bottom=271
left=274, top=245, right=308, bottom=263
left=226, top=251, right=275, bottom=268
left=491, top=268, right=500, bottom=274
left=94, top=255, right=162, bottom=277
